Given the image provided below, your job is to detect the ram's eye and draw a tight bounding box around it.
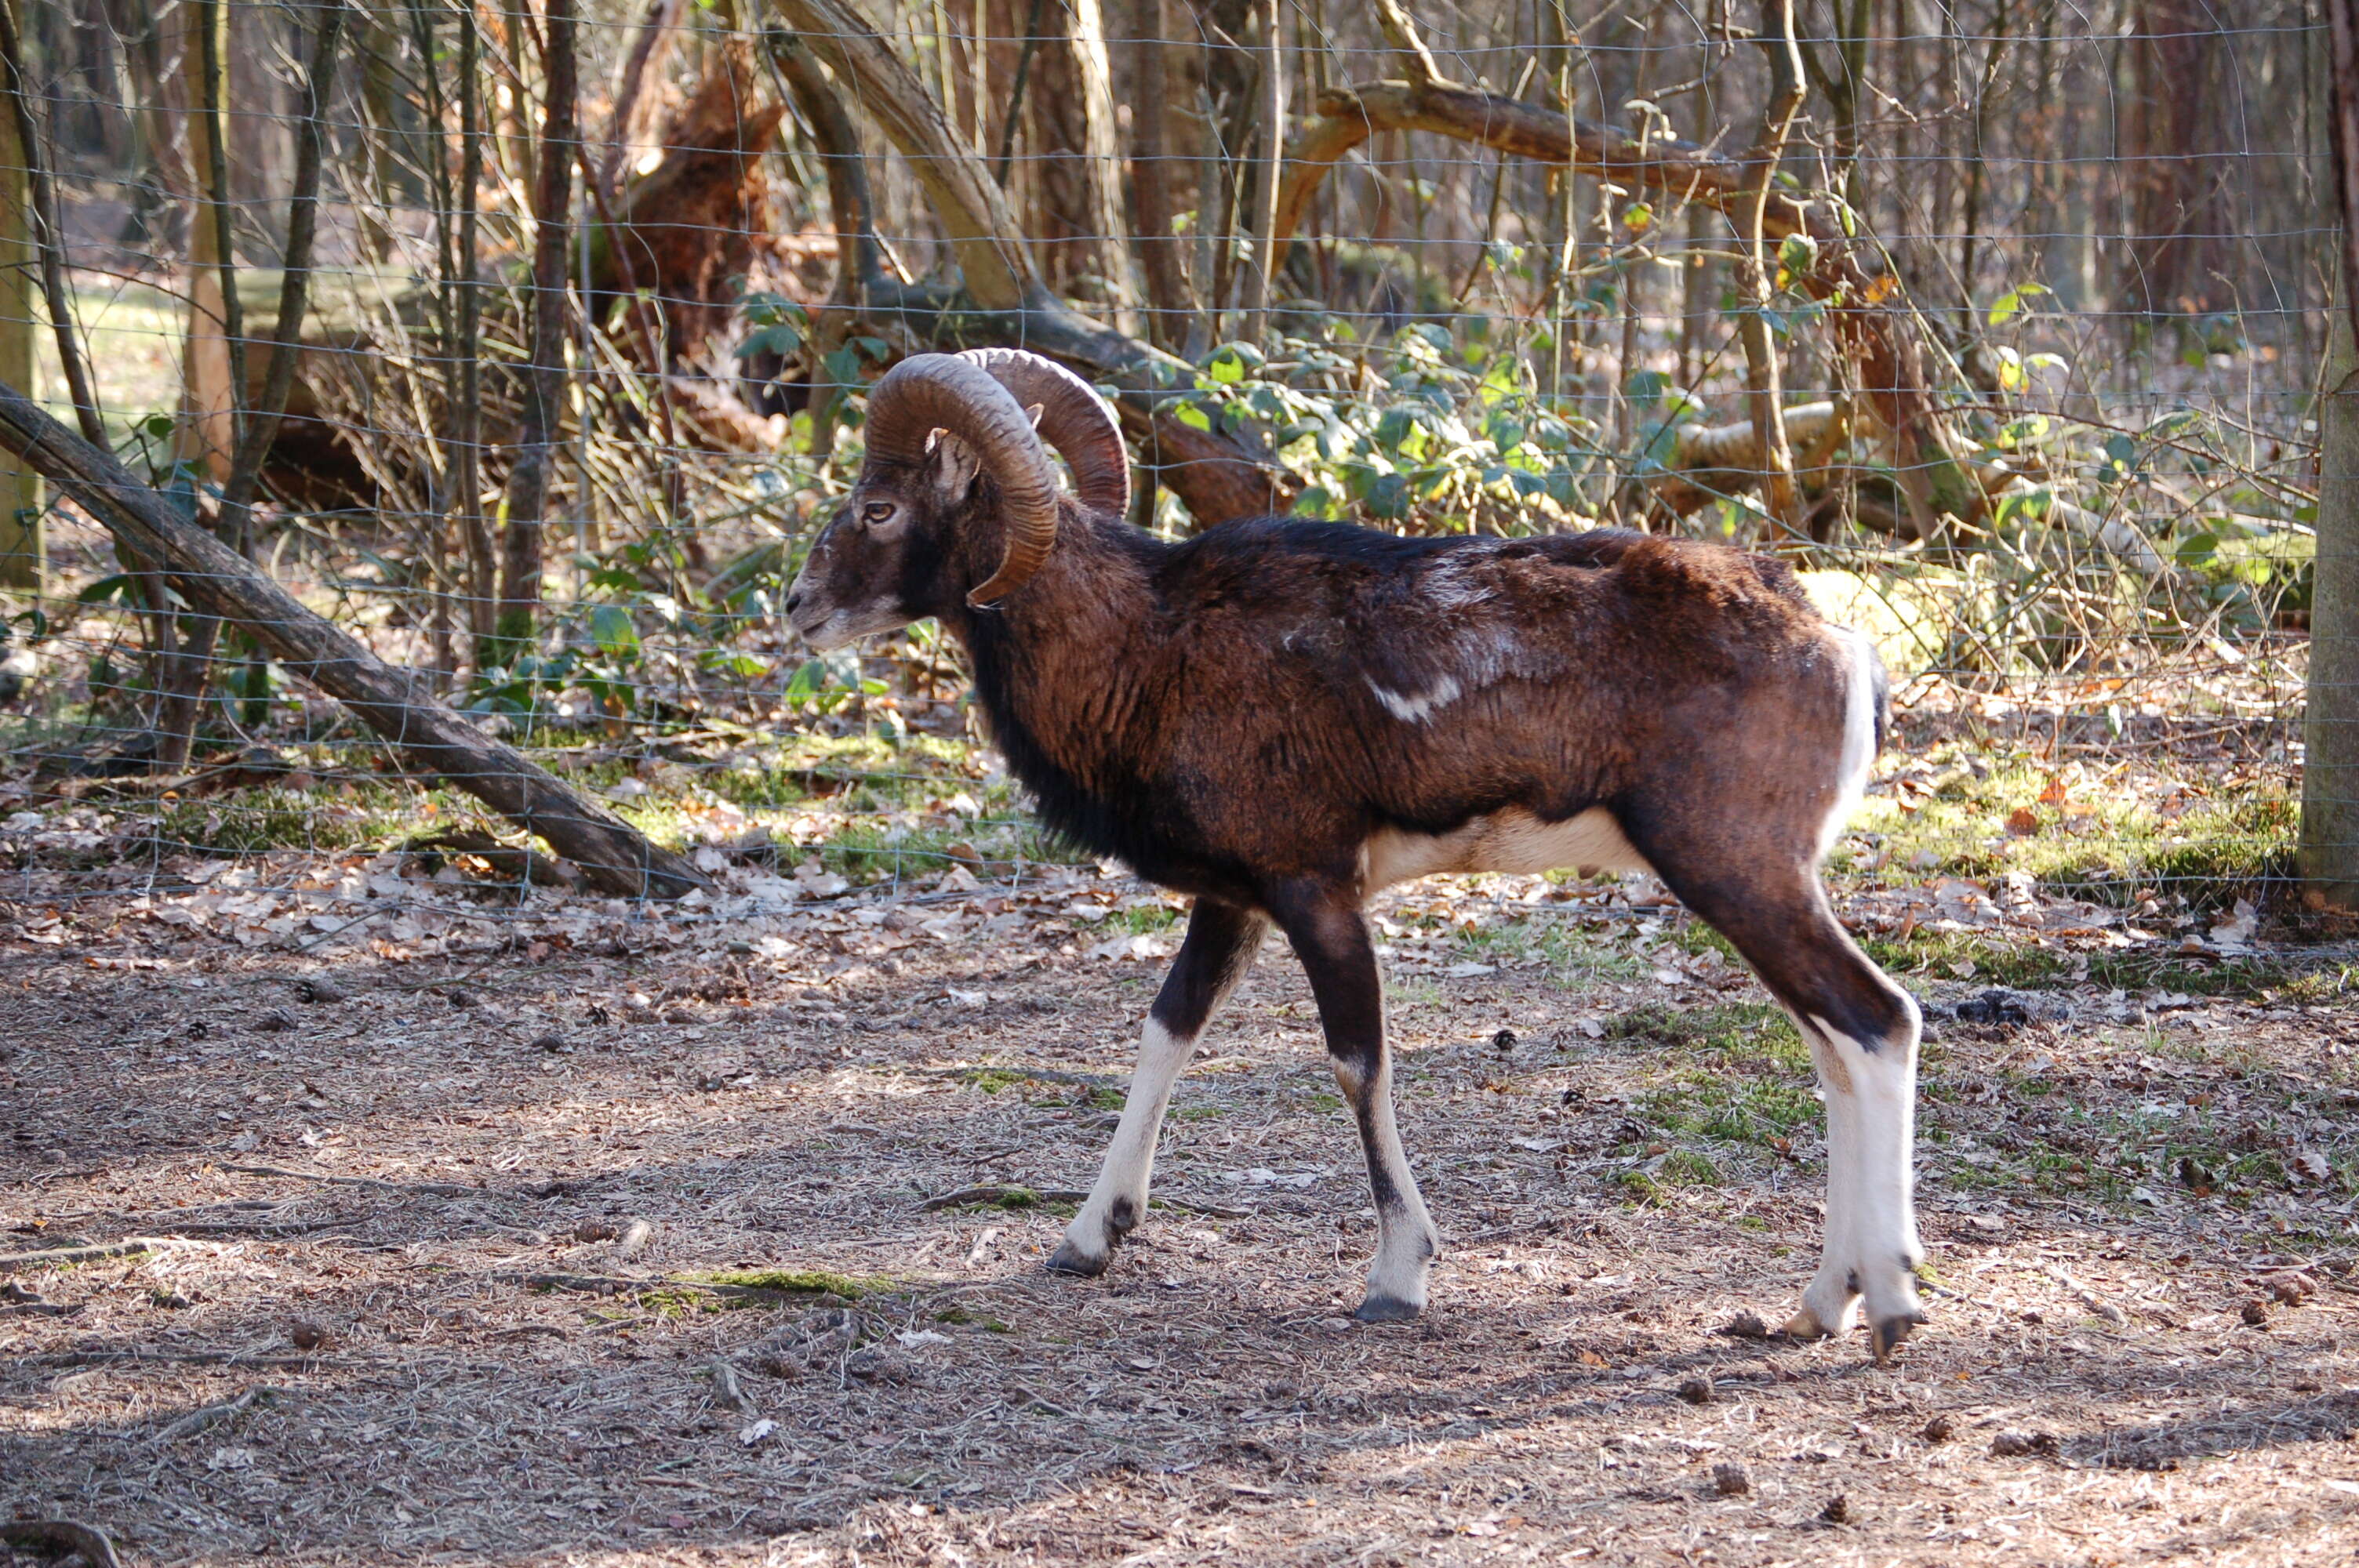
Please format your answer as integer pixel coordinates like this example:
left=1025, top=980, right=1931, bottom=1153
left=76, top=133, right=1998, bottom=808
left=861, top=501, right=896, bottom=526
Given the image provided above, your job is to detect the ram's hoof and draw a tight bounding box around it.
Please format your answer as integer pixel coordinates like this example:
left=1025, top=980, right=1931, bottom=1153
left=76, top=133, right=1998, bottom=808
left=1351, top=1294, right=1423, bottom=1323
left=1780, top=1307, right=1836, bottom=1342
left=1044, top=1242, right=1110, bottom=1278
left=1870, top=1312, right=1926, bottom=1365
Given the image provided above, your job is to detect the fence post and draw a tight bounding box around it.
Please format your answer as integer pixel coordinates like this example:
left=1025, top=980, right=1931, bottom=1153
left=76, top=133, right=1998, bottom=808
left=2306, top=278, right=2359, bottom=910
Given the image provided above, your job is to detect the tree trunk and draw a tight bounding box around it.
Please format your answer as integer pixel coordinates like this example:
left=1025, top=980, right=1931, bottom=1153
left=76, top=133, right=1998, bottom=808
left=1060, top=0, right=1137, bottom=332
left=154, top=0, right=343, bottom=768
left=0, top=74, right=38, bottom=591
left=0, top=379, right=708, bottom=901
left=493, top=0, right=578, bottom=663
left=1736, top=0, right=1806, bottom=543
left=1238, top=0, right=1285, bottom=343
left=354, top=3, right=405, bottom=260
left=173, top=0, right=234, bottom=483
left=2119, top=0, right=2227, bottom=315
left=1125, top=0, right=1191, bottom=349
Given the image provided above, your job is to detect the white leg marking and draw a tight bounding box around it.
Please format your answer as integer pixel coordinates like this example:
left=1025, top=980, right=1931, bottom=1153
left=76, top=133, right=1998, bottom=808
left=1336, top=1054, right=1440, bottom=1316
left=1056, top=1018, right=1198, bottom=1271
left=1787, top=998, right=1925, bottom=1341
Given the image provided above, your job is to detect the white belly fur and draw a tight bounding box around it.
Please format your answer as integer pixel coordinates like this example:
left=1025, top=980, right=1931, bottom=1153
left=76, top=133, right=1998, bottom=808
left=1363, top=807, right=1653, bottom=891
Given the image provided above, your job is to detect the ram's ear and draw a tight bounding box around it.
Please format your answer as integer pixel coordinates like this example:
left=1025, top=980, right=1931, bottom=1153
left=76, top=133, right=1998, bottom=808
left=928, top=430, right=983, bottom=506
left=1023, top=402, right=1044, bottom=428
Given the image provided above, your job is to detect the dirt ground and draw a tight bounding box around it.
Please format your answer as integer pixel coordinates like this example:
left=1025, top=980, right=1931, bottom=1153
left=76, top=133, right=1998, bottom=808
left=5, top=862, right=2359, bottom=1567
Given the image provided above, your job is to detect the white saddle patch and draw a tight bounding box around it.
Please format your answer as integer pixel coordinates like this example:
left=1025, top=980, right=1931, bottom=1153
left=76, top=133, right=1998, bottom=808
left=1363, top=806, right=1652, bottom=891
left=1368, top=674, right=1463, bottom=724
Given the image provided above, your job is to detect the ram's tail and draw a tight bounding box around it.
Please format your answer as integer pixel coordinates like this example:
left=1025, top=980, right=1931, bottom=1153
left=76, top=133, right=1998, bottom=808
left=1821, top=627, right=1889, bottom=861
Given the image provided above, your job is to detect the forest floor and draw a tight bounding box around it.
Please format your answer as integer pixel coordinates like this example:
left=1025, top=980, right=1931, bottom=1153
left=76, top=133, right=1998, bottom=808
left=4, top=833, right=2359, bottom=1568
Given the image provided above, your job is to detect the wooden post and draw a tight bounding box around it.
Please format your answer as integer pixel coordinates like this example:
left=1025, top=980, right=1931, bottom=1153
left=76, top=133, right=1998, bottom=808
left=2305, top=277, right=2359, bottom=910
left=2310, top=0, right=2359, bottom=909
left=0, top=79, right=38, bottom=591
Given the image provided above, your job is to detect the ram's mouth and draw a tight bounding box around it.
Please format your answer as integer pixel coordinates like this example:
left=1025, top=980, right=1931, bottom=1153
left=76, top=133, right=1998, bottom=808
left=789, top=606, right=854, bottom=651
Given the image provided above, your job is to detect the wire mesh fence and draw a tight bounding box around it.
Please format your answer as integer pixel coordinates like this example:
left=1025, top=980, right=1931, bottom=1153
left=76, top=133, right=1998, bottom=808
left=0, top=0, right=2336, bottom=962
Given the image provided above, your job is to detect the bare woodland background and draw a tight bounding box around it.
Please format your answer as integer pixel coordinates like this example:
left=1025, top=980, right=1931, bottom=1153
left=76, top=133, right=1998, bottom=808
left=2, top=7, right=2359, bottom=1568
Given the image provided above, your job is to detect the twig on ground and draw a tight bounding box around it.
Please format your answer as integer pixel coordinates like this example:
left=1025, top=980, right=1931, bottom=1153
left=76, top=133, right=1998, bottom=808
left=709, top=1356, right=758, bottom=1417
left=493, top=1270, right=824, bottom=1303
left=24, top=1349, right=349, bottom=1370
left=222, top=1163, right=476, bottom=1197
left=920, top=1185, right=1089, bottom=1211
left=902, top=1064, right=1125, bottom=1091
left=0, top=1239, right=177, bottom=1275
left=147, top=1385, right=288, bottom=1443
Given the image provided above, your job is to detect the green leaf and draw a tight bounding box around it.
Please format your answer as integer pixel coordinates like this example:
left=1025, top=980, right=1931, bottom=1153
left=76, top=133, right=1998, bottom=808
left=700, top=651, right=768, bottom=680
left=587, top=604, right=641, bottom=659
left=1201, top=340, right=1263, bottom=383
left=823, top=344, right=866, bottom=389
left=1776, top=233, right=1819, bottom=285
left=1624, top=368, right=1674, bottom=409
left=2173, top=531, right=2220, bottom=568
left=1373, top=405, right=1420, bottom=452
left=1990, top=485, right=2052, bottom=529
left=734, top=322, right=803, bottom=359
left=1985, top=282, right=2050, bottom=326
left=1362, top=471, right=1409, bottom=520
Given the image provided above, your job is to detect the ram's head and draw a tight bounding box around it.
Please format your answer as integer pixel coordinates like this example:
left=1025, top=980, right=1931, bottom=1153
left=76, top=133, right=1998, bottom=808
left=784, top=349, right=1130, bottom=651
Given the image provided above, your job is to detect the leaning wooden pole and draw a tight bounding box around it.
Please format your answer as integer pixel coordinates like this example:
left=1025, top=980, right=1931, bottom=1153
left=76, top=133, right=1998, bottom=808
left=0, top=379, right=709, bottom=901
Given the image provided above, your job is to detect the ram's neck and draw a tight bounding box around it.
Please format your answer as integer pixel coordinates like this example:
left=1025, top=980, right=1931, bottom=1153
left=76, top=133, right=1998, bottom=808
left=952, top=514, right=1169, bottom=813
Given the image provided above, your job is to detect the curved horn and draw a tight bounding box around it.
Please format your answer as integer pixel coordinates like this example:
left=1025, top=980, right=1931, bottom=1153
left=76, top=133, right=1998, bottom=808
left=959, top=347, right=1132, bottom=520
left=864, top=354, right=1059, bottom=607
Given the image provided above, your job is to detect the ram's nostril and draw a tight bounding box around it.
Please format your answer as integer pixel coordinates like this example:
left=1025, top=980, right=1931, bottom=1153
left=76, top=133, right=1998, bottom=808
left=783, top=590, right=804, bottom=615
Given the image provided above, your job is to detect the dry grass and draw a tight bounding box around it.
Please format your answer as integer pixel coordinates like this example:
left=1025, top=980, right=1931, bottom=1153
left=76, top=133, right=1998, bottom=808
left=3, top=862, right=2358, bottom=1567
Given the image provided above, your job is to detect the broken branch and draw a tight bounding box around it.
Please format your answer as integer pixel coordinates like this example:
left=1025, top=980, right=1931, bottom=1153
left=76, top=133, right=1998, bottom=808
left=0, top=382, right=709, bottom=898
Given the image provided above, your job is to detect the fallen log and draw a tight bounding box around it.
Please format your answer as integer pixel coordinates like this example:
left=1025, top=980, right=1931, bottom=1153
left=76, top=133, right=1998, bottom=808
left=0, top=379, right=709, bottom=899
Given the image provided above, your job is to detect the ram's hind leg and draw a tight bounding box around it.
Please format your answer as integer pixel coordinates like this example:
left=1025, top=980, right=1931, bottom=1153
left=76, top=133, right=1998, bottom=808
left=1268, top=884, right=1440, bottom=1321
left=1048, top=898, right=1268, bottom=1277
left=1641, top=845, right=1925, bottom=1360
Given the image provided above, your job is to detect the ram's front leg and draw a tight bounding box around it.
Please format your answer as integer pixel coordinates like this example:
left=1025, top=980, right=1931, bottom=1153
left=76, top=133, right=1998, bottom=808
left=1048, top=898, right=1267, bottom=1277
left=1269, top=883, right=1440, bottom=1320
